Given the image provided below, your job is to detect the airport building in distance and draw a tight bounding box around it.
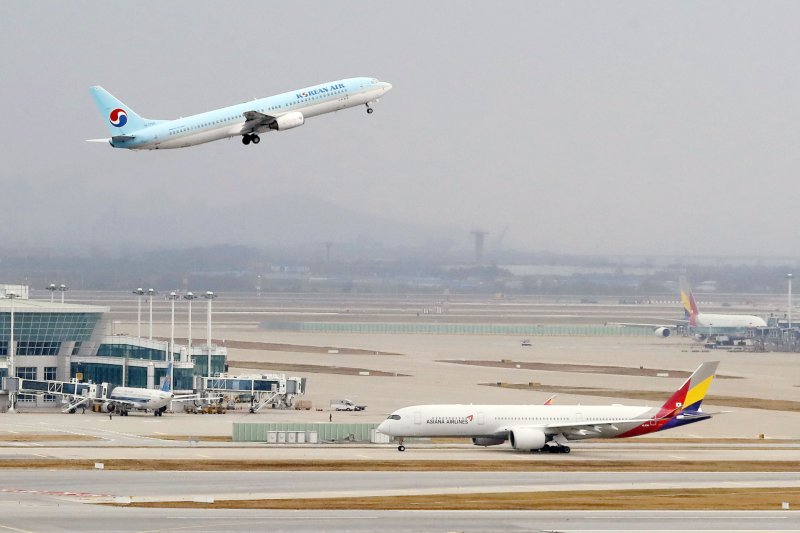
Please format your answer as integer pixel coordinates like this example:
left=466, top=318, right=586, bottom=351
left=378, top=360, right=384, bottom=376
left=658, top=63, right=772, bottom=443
left=0, top=285, right=226, bottom=408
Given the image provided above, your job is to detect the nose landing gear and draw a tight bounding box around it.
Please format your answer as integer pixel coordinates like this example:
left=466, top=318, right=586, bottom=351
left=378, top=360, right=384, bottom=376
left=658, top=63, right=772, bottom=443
left=366, top=103, right=374, bottom=114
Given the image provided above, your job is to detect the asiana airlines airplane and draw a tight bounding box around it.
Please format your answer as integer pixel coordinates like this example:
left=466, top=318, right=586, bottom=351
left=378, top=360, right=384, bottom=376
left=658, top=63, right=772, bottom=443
left=377, top=361, right=720, bottom=453
left=87, top=77, right=392, bottom=150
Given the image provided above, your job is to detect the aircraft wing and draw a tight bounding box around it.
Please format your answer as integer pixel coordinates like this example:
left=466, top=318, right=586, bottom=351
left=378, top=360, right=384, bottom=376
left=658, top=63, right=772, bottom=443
left=241, top=110, right=276, bottom=131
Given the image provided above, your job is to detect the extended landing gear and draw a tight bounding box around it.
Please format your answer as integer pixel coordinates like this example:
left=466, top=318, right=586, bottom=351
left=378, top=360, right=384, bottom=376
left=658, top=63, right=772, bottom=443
left=241, top=134, right=260, bottom=145
left=546, top=444, right=570, bottom=454
left=366, top=103, right=374, bottom=114
left=397, top=437, right=405, bottom=452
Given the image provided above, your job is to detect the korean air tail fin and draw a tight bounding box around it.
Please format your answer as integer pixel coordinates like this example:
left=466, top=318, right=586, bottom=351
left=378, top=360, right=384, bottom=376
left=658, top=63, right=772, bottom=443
left=679, top=276, right=700, bottom=326
left=658, top=361, right=719, bottom=418
left=90, top=86, right=150, bottom=136
left=161, top=363, right=173, bottom=392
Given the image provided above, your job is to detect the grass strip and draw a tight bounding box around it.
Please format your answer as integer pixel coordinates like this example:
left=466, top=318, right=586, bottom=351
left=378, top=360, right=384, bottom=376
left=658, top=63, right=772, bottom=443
left=120, top=487, right=800, bottom=510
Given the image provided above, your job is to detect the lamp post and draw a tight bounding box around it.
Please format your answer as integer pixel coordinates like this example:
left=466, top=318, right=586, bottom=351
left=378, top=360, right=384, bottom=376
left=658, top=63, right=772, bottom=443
left=167, top=291, right=179, bottom=392
left=787, top=273, right=793, bottom=330
left=133, top=288, right=145, bottom=339
left=46, top=284, right=57, bottom=303
left=57, top=284, right=68, bottom=304
left=147, top=289, right=157, bottom=340
left=202, top=291, right=217, bottom=378
left=7, top=292, right=18, bottom=413
left=183, top=292, right=198, bottom=363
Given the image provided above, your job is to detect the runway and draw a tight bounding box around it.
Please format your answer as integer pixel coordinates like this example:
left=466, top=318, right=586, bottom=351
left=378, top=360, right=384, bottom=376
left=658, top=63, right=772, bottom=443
left=0, top=502, right=795, bottom=533
left=1, top=470, right=799, bottom=502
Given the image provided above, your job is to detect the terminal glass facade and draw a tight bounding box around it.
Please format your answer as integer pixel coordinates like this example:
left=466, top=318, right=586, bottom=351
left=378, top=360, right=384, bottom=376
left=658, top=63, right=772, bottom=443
left=0, top=312, right=100, bottom=344
left=97, top=342, right=168, bottom=361
left=190, top=354, right=226, bottom=378
left=71, top=363, right=122, bottom=386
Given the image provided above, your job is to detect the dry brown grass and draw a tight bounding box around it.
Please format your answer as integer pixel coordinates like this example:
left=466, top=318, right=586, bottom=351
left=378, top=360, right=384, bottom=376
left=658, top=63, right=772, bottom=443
left=0, top=459, right=798, bottom=472
left=0, top=434, right=99, bottom=442
left=485, top=382, right=800, bottom=412
left=122, top=487, right=800, bottom=510
left=442, top=359, right=741, bottom=379
left=144, top=435, right=232, bottom=442
left=228, top=360, right=408, bottom=377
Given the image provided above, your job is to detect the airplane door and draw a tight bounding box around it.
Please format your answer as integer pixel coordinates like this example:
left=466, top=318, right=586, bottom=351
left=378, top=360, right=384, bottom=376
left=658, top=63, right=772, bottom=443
left=414, top=411, right=422, bottom=425
left=477, top=412, right=485, bottom=425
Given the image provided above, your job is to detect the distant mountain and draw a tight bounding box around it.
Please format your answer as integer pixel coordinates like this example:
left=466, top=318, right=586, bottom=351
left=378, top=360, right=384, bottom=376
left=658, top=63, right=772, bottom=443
left=67, top=192, right=460, bottom=253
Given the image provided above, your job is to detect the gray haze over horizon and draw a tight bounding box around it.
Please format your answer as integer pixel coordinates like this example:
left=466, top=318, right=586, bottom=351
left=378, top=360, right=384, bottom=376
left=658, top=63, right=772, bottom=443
left=3, top=1, right=800, bottom=257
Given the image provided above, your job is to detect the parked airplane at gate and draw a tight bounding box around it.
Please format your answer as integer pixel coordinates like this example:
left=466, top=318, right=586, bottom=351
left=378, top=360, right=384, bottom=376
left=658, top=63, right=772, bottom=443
left=377, top=361, right=719, bottom=453
left=618, top=276, right=767, bottom=338
left=88, top=77, right=392, bottom=150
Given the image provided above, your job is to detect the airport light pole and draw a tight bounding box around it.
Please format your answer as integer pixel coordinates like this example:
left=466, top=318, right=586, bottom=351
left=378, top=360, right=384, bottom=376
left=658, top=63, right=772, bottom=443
left=58, top=284, right=68, bottom=304
left=46, top=284, right=57, bottom=303
left=147, top=289, right=157, bottom=340
left=7, top=292, right=18, bottom=413
left=183, top=292, right=198, bottom=363
left=168, top=292, right=179, bottom=391
left=787, top=273, right=793, bottom=329
left=133, top=288, right=145, bottom=339
left=203, top=291, right=217, bottom=378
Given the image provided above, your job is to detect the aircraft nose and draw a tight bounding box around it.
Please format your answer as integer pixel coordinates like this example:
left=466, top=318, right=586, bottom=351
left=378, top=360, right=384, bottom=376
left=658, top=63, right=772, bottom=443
left=382, top=82, right=393, bottom=92
left=377, top=420, right=390, bottom=435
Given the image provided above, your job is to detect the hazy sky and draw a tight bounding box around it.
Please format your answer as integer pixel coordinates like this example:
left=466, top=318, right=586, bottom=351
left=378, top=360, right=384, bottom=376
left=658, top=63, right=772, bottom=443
left=2, top=1, right=800, bottom=256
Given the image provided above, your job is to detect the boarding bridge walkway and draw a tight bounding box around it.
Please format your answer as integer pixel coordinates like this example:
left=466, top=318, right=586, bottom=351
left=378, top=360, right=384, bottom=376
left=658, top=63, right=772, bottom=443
left=199, top=374, right=306, bottom=413
left=15, top=379, right=107, bottom=413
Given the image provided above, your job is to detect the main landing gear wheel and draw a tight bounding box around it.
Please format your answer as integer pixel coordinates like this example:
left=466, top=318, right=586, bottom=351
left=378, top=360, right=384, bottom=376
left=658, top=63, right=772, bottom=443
left=398, top=445, right=405, bottom=452
left=251, top=134, right=260, bottom=144
left=242, top=135, right=251, bottom=145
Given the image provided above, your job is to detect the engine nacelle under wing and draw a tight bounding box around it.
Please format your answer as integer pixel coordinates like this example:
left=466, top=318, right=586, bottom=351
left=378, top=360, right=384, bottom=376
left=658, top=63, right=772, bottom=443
left=655, top=326, right=671, bottom=337
left=472, top=437, right=505, bottom=447
left=100, top=402, right=116, bottom=413
left=509, top=427, right=546, bottom=450
left=270, top=111, right=304, bottom=131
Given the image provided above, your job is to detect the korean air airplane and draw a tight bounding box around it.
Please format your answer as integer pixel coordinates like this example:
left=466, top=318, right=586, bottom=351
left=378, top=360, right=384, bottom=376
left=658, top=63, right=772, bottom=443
left=88, top=77, right=392, bottom=150
left=377, top=361, right=720, bottom=453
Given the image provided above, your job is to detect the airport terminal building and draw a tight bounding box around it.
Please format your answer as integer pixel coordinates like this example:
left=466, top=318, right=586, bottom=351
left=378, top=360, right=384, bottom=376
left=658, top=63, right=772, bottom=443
left=0, top=285, right=226, bottom=408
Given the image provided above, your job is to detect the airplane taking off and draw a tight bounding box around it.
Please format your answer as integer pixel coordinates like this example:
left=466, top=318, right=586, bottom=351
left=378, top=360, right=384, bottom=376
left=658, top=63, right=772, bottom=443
left=619, top=276, right=767, bottom=338
left=377, top=361, right=720, bottom=453
left=88, top=77, right=392, bottom=150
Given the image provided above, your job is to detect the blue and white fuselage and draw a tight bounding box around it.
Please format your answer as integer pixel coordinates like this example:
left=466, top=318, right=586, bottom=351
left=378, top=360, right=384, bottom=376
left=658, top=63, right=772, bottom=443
left=89, top=77, right=392, bottom=150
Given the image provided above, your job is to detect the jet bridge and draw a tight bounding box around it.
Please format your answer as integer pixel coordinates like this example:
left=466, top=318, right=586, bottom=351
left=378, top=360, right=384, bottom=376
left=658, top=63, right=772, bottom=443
left=15, top=379, right=111, bottom=413
left=198, top=373, right=306, bottom=413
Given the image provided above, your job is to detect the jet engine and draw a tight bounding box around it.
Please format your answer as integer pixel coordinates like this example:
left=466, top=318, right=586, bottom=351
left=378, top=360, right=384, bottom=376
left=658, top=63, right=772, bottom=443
left=509, top=427, right=546, bottom=450
left=270, top=112, right=305, bottom=131
left=100, top=402, right=116, bottom=413
left=472, top=437, right=505, bottom=447
left=655, top=327, right=671, bottom=338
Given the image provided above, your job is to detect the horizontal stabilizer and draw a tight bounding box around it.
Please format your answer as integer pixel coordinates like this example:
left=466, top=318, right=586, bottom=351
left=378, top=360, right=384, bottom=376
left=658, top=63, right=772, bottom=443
left=111, top=135, right=135, bottom=142
left=85, top=138, right=110, bottom=143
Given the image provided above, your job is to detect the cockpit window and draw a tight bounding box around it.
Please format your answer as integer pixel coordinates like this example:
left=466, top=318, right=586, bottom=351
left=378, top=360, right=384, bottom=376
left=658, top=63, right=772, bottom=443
left=371, top=78, right=379, bottom=84
left=387, top=414, right=401, bottom=420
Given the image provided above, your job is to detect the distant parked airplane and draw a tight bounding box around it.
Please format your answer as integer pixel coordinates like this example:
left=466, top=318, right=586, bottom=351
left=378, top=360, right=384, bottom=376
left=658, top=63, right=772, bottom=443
left=619, top=276, right=767, bottom=338
left=88, top=77, right=392, bottom=150
left=377, top=361, right=720, bottom=453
